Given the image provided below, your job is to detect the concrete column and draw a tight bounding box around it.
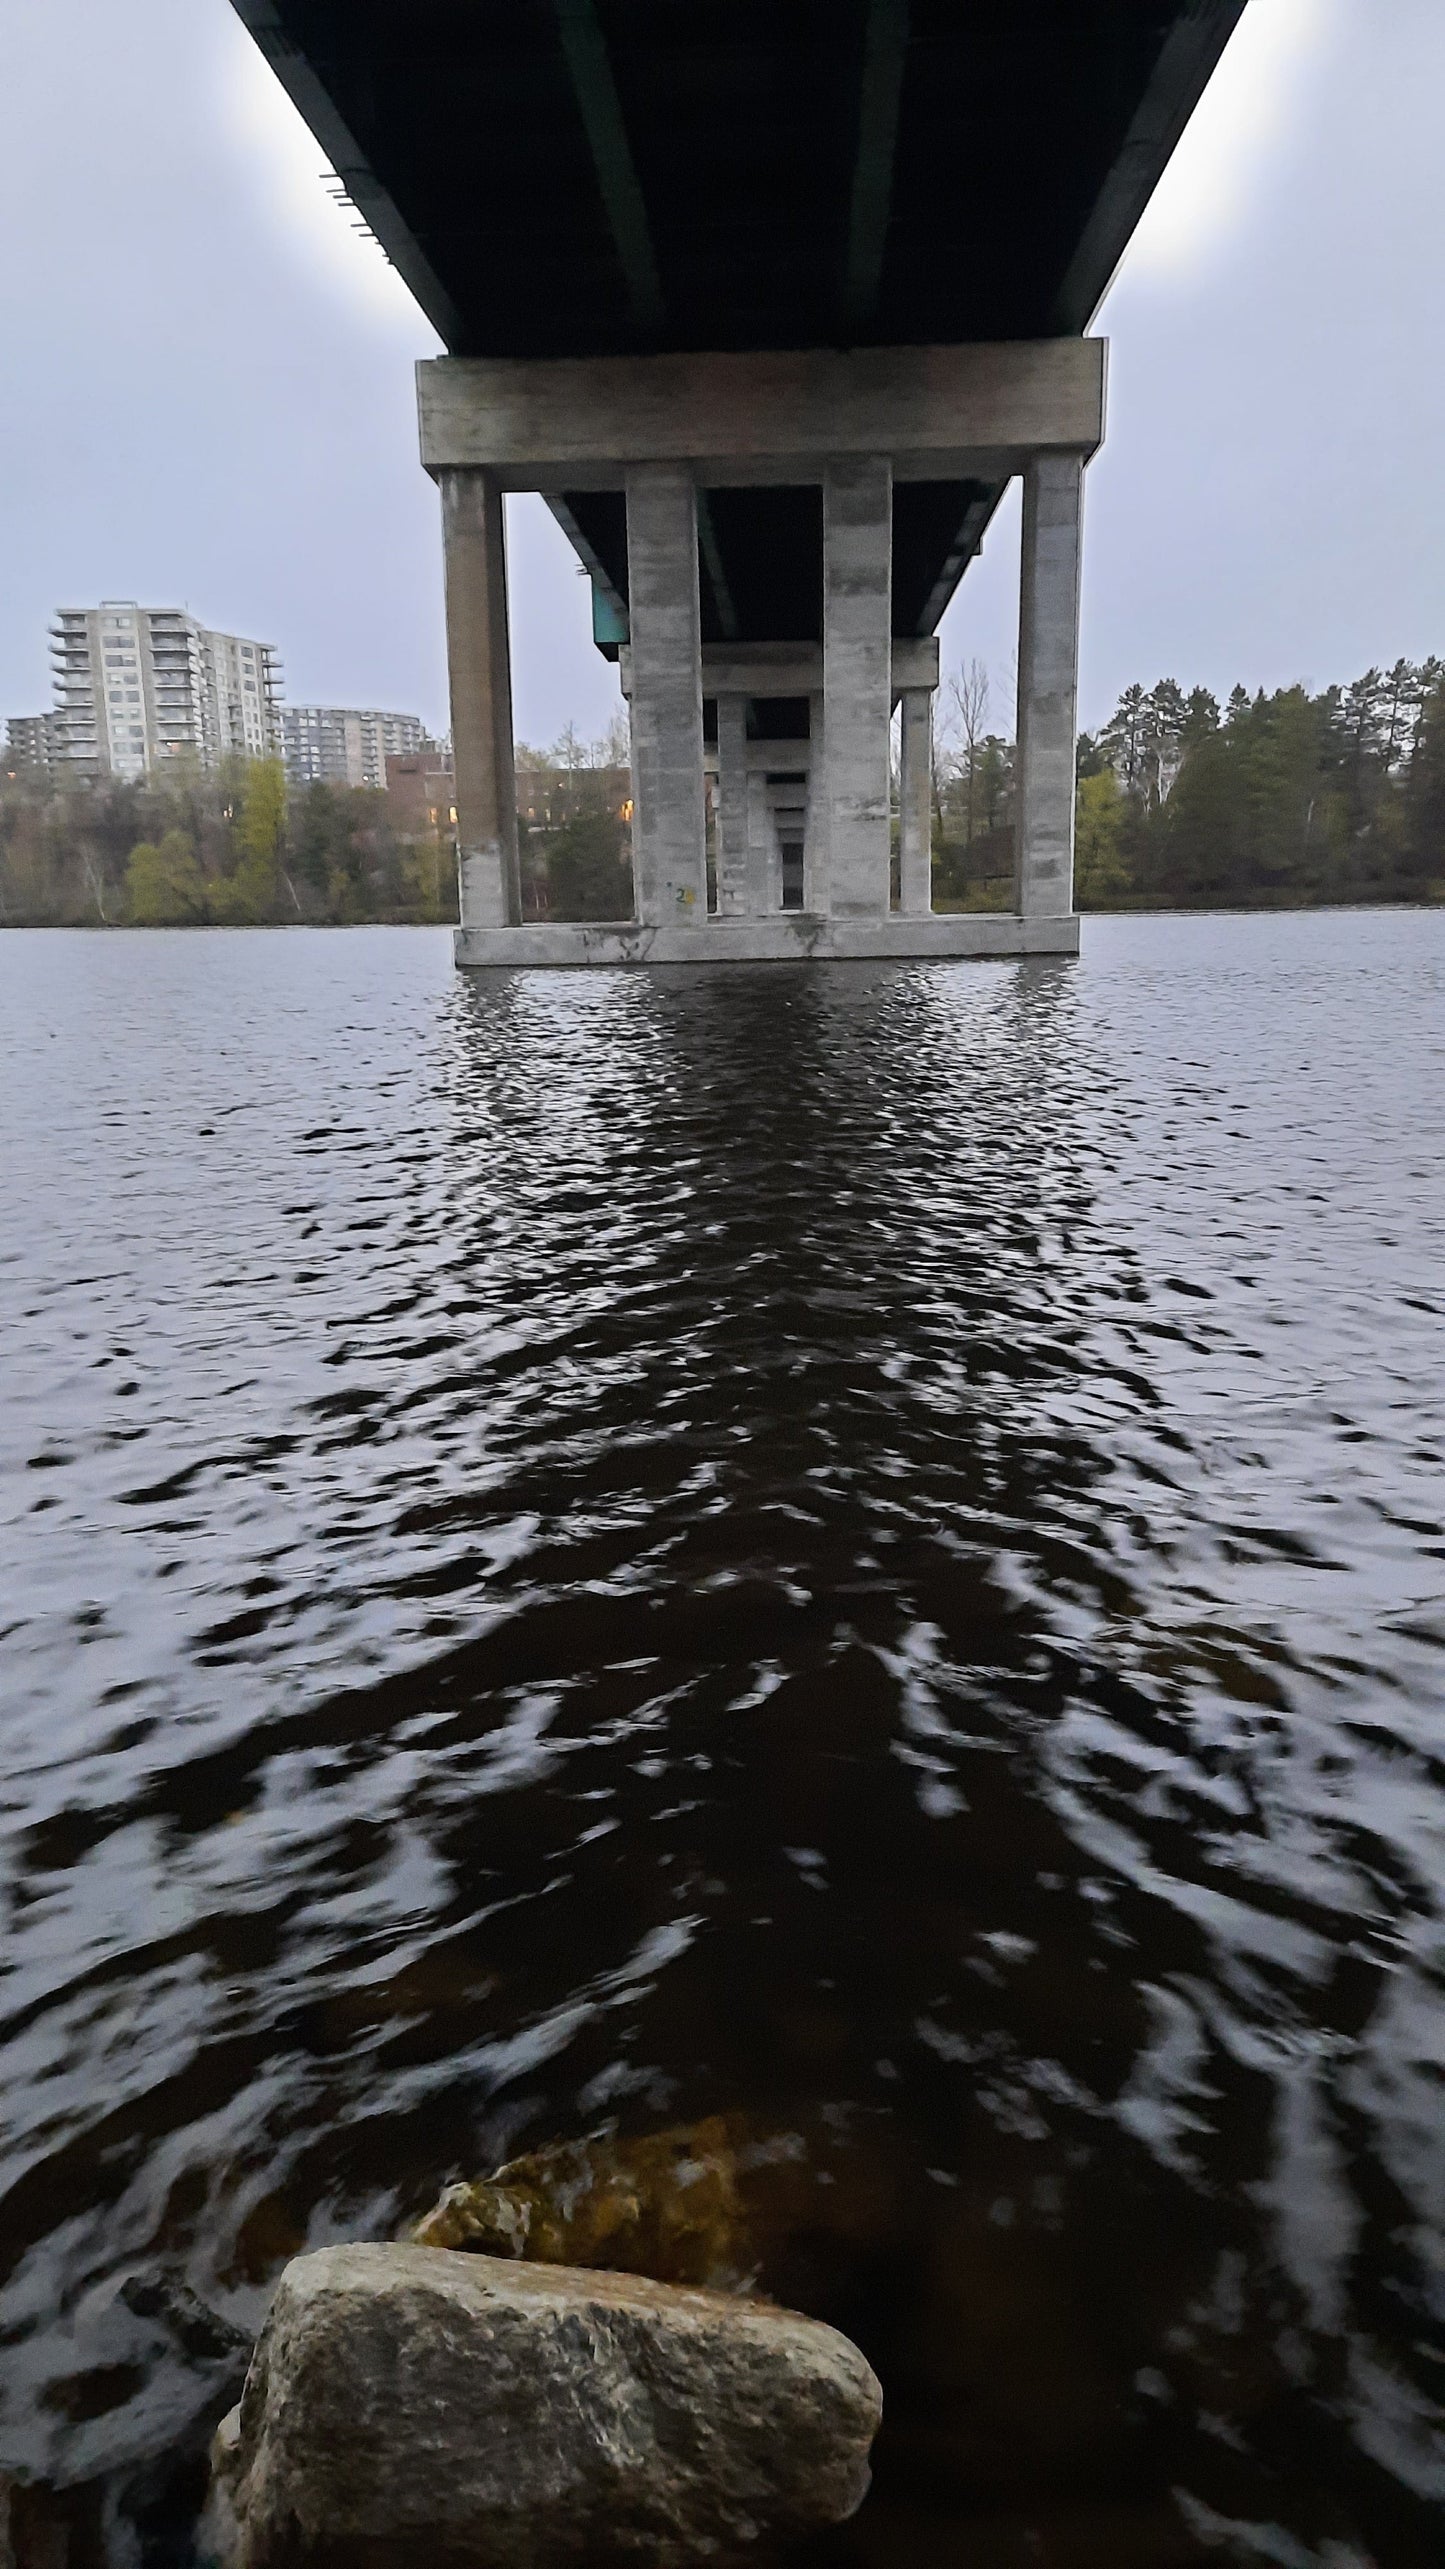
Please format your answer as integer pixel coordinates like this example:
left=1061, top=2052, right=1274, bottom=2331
left=440, top=468, right=519, bottom=929
left=715, top=695, right=750, bottom=916
left=898, top=687, right=933, bottom=916
left=625, top=465, right=707, bottom=925
left=746, top=768, right=775, bottom=913
left=1015, top=453, right=1084, bottom=919
left=803, top=690, right=826, bottom=913
left=822, top=456, right=893, bottom=918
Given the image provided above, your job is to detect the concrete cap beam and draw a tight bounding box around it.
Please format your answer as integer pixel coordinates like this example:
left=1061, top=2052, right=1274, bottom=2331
left=418, top=342, right=1106, bottom=490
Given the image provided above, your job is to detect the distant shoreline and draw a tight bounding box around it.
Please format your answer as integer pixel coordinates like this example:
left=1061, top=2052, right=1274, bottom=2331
left=3, top=897, right=1443, bottom=932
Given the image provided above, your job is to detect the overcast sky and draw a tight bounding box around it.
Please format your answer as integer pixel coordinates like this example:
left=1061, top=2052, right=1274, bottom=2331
left=2, top=0, right=1443, bottom=747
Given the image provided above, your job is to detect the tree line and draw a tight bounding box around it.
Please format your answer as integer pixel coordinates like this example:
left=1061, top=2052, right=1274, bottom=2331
left=515, top=718, right=633, bottom=920
left=0, top=758, right=454, bottom=928
left=6, top=662, right=1444, bottom=927
left=933, top=656, right=1445, bottom=910
left=0, top=726, right=635, bottom=929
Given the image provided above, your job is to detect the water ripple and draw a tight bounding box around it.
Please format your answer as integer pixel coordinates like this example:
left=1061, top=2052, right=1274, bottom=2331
left=1, top=916, right=1442, bottom=2565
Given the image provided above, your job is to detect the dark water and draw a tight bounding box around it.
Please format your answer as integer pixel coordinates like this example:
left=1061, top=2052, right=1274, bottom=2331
left=1, top=916, right=1442, bottom=2567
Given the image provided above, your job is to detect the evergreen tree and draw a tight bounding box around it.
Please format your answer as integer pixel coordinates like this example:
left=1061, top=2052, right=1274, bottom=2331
left=1101, top=683, right=1148, bottom=793
left=1143, top=678, right=1188, bottom=806
left=1156, top=724, right=1239, bottom=904
left=1182, top=687, right=1221, bottom=748
left=1405, top=670, right=1445, bottom=893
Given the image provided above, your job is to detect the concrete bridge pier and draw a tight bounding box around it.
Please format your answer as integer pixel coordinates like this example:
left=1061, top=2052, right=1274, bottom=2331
left=748, top=758, right=778, bottom=917
left=440, top=468, right=520, bottom=932
left=1016, top=455, right=1085, bottom=922
left=804, top=690, right=828, bottom=917
left=714, top=695, right=750, bottom=918
left=822, top=456, right=893, bottom=921
left=898, top=690, right=934, bottom=919
left=707, top=725, right=816, bottom=917
left=421, top=339, right=1103, bottom=965
left=625, top=465, right=708, bottom=925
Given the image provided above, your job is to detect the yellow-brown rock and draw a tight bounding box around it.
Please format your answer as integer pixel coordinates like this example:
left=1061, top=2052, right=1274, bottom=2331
left=410, top=2117, right=754, bottom=2290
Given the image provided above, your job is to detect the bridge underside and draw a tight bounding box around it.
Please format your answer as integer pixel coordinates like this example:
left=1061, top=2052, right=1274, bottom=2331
left=424, top=339, right=1100, bottom=956
left=232, top=1, right=1246, bottom=961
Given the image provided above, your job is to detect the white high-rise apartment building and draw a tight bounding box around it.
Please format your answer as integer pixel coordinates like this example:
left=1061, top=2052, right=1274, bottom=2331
left=48, top=603, right=281, bottom=780
left=5, top=714, right=58, bottom=778
left=279, top=705, right=429, bottom=791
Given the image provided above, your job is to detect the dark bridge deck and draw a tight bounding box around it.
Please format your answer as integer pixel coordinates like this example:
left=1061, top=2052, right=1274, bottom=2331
left=234, top=1, right=1244, bottom=642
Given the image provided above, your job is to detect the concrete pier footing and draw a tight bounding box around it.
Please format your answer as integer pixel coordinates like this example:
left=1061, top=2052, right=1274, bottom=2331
left=419, top=341, right=1103, bottom=969
left=454, top=913, right=1080, bottom=968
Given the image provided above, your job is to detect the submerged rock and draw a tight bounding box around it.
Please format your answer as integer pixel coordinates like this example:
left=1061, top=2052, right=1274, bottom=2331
left=411, top=2116, right=755, bottom=2289
left=119, top=2269, right=253, bottom=2374
left=212, top=2241, right=881, bottom=2569
left=0, top=2475, right=84, bottom=2569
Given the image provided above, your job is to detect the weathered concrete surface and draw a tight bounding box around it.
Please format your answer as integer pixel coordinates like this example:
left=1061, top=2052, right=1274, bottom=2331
left=714, top=696, right=750, bottom=917
left=211, top=2244, right=881, bottom=2569
left=1015, top=453, right=1085, bottom=920
left=625, top=466, right=707, bottom=926
left=748, top=766, right=778, bottom=916
left=440, top=467, right=519, bottom=933
left=455, top=914, right=1079, bottom=968
left=823, top=456, right=893, bottom=919
left=898, top=688, right=934, bottom=918
left=803, top=690, right=827, bottom=914
left=418, top=341, right=1107, bottom=487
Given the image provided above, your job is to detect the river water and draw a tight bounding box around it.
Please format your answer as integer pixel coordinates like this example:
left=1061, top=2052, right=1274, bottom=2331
left=0, top=915, right=1442, bottom=2566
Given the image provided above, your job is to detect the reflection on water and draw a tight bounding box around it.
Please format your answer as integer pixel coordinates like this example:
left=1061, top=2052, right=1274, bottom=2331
left=0, top=916, right=1442, bottom=2566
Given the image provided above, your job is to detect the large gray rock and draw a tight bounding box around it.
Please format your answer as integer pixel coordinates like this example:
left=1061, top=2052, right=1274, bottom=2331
left=211, top=2242, right=881, bottom=2569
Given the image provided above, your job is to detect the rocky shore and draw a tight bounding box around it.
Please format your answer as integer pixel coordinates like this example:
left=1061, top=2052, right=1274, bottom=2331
left=1, top=2128, right=883, bottom=2569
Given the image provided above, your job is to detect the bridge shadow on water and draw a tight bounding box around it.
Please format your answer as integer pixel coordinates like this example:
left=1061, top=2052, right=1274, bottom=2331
left=0, top=940, right=1440, bottom=2567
